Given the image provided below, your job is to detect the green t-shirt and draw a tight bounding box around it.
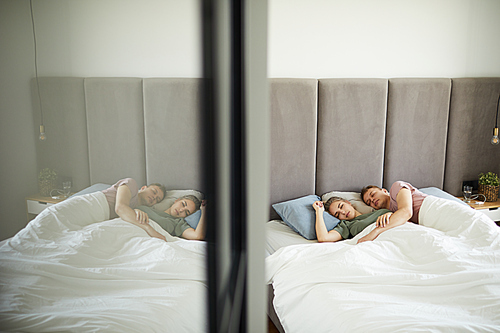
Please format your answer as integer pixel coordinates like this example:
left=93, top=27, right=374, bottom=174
left=137, top=206, right=192, bottom=237
left=333, top=209, right=392, bottom=239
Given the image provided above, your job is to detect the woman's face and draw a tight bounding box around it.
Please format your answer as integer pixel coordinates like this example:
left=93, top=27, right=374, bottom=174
left=169, top=198, right=196, bottom=218
left=328, top=200, right=357, bottom=220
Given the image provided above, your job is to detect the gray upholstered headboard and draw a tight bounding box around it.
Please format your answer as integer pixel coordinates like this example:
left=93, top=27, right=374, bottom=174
left=269, top=78, right=500, bottom=219
left=32, top=77, right=500, bottom=221
left=31, top=78, right=202, bottom=192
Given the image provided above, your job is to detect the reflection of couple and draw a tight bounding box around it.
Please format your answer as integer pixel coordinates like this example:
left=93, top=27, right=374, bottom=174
left=102, top=178, right=206, bottom=241
left=313, top=181, right=427, bottom=244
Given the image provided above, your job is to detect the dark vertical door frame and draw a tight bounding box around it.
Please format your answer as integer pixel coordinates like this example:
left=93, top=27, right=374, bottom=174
left=201, top=0, right=247, bottom=332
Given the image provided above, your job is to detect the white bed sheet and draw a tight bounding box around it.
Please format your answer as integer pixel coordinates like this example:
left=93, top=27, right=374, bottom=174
left=266, top=196, right=500, bottom=333
left=0, top=192, right=207, bottom=332
left=266, top=220, right=316, bottom=255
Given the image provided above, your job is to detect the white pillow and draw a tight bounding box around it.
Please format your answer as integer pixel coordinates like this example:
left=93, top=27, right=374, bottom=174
left=321, top=191, right=374, bottom=215
left=152, top=189, right=204, bottom=212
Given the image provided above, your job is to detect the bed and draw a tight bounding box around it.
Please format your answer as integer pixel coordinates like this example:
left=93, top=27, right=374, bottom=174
left=0, top=190, right=207, bottom=332
left=266, top=190, right=500, bottom=332
left=266, top=78, right=500, bottom=332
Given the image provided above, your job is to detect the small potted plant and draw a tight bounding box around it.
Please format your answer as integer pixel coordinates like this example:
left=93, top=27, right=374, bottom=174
left=38, top=168, right=58, bottom=197
left=478, top=171, right=499, bottom=202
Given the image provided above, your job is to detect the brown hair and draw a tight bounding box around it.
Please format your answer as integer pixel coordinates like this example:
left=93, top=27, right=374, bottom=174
left=179, top=194, right=202, bottom=211
left=324, top=196, right=349, bottom=215
left=148, top=183, right=167, bottom=200
left=360, top=185, right=381, bottom=204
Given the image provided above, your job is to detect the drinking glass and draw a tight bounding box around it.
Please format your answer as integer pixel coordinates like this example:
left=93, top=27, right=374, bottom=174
left=463, top=185, right=472, bottom=203
left=62, top=181, right=72, bottom=197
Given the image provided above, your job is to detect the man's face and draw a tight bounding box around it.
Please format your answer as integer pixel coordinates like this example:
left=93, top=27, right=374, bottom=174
left=138, top=185, right=164, bottom=206
left=362, top=187, right=389, bottom=210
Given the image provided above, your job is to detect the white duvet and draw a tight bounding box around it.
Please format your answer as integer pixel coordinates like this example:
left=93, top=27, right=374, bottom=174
left=266, top=196, right=500, bottom=333
left=0, top=192, right=207, bottom=333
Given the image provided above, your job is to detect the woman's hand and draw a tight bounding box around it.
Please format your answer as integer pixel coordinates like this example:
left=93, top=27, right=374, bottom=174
left=134, top=209, right=149, bottom=224
left=376, top=212, right=392, bottom=228
left=200, top=200, right=206, bottom=212
left=312, top=201, right=325, bottom=213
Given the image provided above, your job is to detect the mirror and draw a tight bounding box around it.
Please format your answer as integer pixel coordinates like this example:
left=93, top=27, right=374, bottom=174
left=0, top=1, right=208, bottom=332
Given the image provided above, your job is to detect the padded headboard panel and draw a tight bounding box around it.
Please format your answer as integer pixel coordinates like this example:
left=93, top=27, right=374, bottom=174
left=143, top=78, right=202, bottom=189
left=269, top=78, right=318, bottom=219
left=444, top=78, right=500, bottom=195
left=383, top=78, right=451, bottom=189
left=316, top=79, right=388, bottom=195
left=85, top=78, right=147, bottom=186
left=32, top=77, right=203, bottom=193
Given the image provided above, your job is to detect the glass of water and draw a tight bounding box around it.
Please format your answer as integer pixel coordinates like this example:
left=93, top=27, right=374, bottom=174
left=62, top=181, right=72, bottom=197
left=463, top=185, right=473, bottom=203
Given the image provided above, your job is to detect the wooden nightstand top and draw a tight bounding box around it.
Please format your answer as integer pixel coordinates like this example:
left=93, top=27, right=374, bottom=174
left=456, top=197, right=500, bottom=210
left=26, top=193, right=71, bottom=204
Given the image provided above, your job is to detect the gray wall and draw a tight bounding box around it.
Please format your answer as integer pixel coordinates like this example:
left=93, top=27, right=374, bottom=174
left=0, top=1, right=39, bottom=240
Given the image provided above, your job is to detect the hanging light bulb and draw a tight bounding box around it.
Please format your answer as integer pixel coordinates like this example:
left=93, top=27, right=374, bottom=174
left=492, top=127, right=499, bottom=145
left=39, top=125, right=46, bottom=141
left=32, top=0, right=46, bottom=142
left=493, top=95, right=499, bottom=145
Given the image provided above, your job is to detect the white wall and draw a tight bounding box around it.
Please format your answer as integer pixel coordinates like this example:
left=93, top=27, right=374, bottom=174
left=268, top=0, right=500, bottom=78
left=18, top=0, right=500, bottom=79
left=35, top=0, right=202, bottom=77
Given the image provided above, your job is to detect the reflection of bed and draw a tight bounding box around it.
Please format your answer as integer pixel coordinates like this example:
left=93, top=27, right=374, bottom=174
left=267, top=78, right=500, bottom=332
left=0, top=78, right=207, bottom=332
left=0, top=191, right=207, bottom=332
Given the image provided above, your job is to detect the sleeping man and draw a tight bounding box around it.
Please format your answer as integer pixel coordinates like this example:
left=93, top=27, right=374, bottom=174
left=359, top=181, right=427, bottom=243
left=102, top=178, right=167, bottom=240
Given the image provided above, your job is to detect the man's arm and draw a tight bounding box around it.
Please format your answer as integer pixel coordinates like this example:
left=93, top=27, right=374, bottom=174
left=115, top=185, right=166, bottom=241
left=357, top=188, right=412, bottom=243
left=182, top=201, right=207, bottom=240
left=115, top=184, right=140, bottom=223
left=313, top=201, right=342, bottom=243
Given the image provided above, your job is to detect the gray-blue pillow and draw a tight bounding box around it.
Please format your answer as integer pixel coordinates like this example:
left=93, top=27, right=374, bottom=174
left=68, top=183, right=111, bottom=198
left=185, top=209, right=201, bottom=229
left=272, top=195, right=340, bottom=240
left=419, top=187, right=469, bottom=207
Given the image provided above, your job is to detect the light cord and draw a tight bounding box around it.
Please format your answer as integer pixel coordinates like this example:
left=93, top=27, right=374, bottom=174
left=496, top=94, right=499, bottom=128
left=30, top=0, right=43, bottom=126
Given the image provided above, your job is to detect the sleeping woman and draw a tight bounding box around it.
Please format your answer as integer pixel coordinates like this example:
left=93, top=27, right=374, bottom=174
left=312, top=196, right=391, bottom=243
left=135, top=195, right=207, bottom=241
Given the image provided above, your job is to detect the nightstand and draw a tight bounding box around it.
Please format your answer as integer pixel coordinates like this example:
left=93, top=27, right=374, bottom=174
left=457, top=197, right=500, bottom=225
left=25, top=193, right=70, bottom=222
